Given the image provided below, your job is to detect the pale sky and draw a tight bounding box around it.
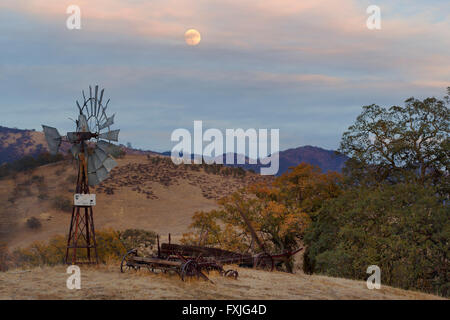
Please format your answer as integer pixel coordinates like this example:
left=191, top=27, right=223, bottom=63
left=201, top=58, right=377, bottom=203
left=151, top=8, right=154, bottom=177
left=0, top=0, right=449, bottom=152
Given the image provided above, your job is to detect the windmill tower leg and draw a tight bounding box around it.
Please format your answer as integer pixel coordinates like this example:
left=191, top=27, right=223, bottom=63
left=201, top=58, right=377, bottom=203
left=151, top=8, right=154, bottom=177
left=65, top=204, right=99, bottom=264
left=85, top=207, right=90, bottom=261
left=65, top=156, right=98, bottom=265
left=65, top=206, right=76, bottom=263
left=89, top=206, right=99, bottom=264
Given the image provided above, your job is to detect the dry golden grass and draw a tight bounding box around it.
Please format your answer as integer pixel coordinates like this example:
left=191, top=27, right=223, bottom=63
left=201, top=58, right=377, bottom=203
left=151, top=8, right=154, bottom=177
left=0, top=130, right=47, bottom=155
left=0, top=263, right=443, bottom=300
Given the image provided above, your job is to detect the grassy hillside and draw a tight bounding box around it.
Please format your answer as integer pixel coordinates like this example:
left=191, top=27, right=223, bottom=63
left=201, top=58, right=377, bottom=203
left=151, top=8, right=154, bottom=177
left=0, top=263, right=443, bottom=300
left=0, top=126, right=50, bottom=164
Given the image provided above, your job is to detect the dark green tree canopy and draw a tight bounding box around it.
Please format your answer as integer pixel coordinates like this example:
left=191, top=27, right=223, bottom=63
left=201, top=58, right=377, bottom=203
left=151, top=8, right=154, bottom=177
left=303, top=182, right=449, bottom=296
left=340, top=88, right=449, bottom=187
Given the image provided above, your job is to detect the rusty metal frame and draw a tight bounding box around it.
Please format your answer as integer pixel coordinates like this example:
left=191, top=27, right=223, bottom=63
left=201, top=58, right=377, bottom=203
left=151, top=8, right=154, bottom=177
left=65, top=141, right=98, bottom=265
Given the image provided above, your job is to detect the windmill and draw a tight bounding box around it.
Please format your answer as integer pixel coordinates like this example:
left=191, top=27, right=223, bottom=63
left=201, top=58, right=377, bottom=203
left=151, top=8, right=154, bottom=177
left=42, top=85, right=120, bottom=264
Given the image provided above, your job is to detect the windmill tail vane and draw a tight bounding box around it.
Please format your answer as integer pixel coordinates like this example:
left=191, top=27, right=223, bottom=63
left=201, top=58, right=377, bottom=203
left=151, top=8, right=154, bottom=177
left=41, top=85, right=120, bottom=264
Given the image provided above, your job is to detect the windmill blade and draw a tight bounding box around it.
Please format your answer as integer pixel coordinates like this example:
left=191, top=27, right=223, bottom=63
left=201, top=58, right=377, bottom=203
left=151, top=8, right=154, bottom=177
left=99, top=99, right=110, bottom=123
left=89, top=86, right=93, bottom=115
left=94, top=146, right=108, bottom=164
left=97, top=88, right=104, bottom=117
left=95, top=166, right=109, bottom=183
left=98, top=129, right=120, bottom=142
left=78, top=114, right=89, bottom=132
left=88, top=172, right=100, bottom=186
left=76, top=100, right=82, bottom=114
left=87, top=153, right=111, bottom=185
left=94, top=85, right=99, bottom=116
left=87, top=164, right=109, bottom=186
left=104, top=98, right=110, bottom=113
left=97, top=140, right=116, bottom=154
left=99, top=114, right=115, bottom=130
left=70, top=144, right=81, bottom=159
left=92, top=146, right=111, bottom=170
left=92, top=152, right=104, bottom=170
left=103, top=156, right=117, bottom=172
left=87, top=154, right=96, bottom=174
left=42, top=125, right=62, bottom=155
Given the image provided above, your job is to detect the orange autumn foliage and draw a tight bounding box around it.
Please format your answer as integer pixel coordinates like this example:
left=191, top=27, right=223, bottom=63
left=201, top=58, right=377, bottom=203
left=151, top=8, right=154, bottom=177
left=182, top=163, right=343, bottom=271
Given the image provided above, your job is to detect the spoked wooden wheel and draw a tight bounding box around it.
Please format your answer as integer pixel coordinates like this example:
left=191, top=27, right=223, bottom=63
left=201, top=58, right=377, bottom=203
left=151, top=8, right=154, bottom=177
left=120, top=249, right=138, bottom=273
left=180, top=260, right=199, bottom=281
left=224, top=269, right=239, bottom=279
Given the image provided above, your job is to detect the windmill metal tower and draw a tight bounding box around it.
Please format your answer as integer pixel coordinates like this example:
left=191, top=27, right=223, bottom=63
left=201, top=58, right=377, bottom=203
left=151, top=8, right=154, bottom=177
left=42, top=85, right=120, bottom=264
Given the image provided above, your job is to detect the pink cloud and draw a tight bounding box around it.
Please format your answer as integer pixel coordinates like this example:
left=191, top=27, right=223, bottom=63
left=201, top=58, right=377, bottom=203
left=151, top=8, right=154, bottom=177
left=2, top=1, right=448, bottom=44
left=1, top=0, right=449, bottom=89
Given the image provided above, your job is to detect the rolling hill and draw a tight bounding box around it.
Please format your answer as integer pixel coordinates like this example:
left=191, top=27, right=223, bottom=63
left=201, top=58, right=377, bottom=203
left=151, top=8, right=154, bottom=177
left=0, top=154, right=271, bottom=248
left=219, top=146, right=348, bottom=175
left=0, top=126, right=52, bottom=163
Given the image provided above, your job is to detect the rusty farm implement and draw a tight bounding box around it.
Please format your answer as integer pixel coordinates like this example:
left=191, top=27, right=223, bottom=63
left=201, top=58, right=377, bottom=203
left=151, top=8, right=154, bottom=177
left=120, top=247, right=239, bottom=282
left=120, top=236, right=303, bottom=282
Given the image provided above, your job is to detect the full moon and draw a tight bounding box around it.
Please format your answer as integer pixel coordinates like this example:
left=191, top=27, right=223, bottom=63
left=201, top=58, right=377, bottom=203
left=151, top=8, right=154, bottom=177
left=185, top=29, right=201, bottom=46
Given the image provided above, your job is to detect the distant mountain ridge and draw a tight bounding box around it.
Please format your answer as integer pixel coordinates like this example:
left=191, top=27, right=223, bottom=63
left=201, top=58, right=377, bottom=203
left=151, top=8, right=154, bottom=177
left=218, top=145, right=348, bottom=175
left=161, top=146, right=348, bottom=175
left=0, top=125, right=348, bottom=174
left=277, top=145, right=348, bottom=174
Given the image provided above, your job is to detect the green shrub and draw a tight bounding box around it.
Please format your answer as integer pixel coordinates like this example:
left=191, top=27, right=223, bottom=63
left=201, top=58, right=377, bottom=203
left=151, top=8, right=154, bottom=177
left=0, top=153, right=64, bottom=179
left=118, top=229, right=157, bottom=251
left=303, top=183, right=449, bottom=297
left=52, top=196, right=72, bottom=213
left=0, top=243, right=13, bottom=271
left=11, top=229, right=129, bottom=267
left=26, top=217, right=42, bottom=229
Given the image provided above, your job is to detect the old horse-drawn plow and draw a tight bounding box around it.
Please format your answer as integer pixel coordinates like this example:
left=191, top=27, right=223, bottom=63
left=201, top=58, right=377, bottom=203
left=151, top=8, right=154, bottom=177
left=120, top=236, right=302, bottom=282
left=120, top=244, right=239, bottom=282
